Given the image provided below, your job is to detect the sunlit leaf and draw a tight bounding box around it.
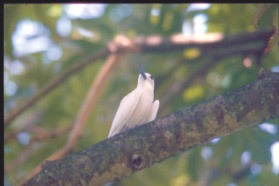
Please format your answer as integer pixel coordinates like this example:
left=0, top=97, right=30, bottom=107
left=170, top=175, right=190, bottom=186
left=47, top=5, right=62, bottom=17
left=183, top=48, right=201, bottom=60
left=183, top=84, right=204, bottom=101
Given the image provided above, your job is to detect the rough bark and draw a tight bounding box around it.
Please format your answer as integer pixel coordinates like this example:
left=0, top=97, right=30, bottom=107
left=24, top=70, right=279, bottom=186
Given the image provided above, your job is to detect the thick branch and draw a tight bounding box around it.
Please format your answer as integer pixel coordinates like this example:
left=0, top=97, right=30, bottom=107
left=25, top=70, right=279, bottom=186
left=138, top=29, right=273, bottom=53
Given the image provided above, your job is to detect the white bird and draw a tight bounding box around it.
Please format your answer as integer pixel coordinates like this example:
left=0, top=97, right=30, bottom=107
left=108, top=64, right=159, bottom=138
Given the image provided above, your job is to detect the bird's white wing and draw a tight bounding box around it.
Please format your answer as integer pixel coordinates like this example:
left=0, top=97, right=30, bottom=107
left=146, top=100, right=159, bottom=122
left=108, top=89, right=141, bottom=137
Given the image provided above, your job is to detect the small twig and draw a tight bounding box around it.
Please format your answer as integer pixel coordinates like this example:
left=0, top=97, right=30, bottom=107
left=5, top=124, right=70, bottom=144
left=29, top=125, right=71, bottom=144
left=5, top=111, right=43, bottom=142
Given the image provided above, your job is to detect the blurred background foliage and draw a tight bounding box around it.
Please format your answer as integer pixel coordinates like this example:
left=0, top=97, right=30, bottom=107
left=4, top=3, right=279, bottom=186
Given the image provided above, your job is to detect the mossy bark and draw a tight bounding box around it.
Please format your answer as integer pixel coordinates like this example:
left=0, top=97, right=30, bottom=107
left=25, top=70, right=279, bottom=186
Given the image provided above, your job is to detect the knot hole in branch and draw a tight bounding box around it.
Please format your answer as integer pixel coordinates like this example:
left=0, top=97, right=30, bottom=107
left=131, top=154, right=143, bottom=169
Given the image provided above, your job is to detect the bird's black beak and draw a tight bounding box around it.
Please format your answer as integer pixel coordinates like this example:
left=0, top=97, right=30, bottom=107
left=140, top=64, right=146, bottom=80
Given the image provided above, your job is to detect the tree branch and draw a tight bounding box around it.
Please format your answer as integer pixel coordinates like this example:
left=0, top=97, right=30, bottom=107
left=5, top=125, right=70, bottom=144
left=4, top=50, right=110, bottom=127
left=20, top=54, right=125, bottom=186
left=24, top=69, right=279, bottom=186
left=159, top=46, right=265, bottom=114
left=29, top=126, right=71, bottom=144
left=4, top=29, right=273, bottom=127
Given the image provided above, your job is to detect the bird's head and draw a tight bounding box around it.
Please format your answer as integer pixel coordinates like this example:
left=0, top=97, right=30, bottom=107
left=137, top=64, right=155, bottom=90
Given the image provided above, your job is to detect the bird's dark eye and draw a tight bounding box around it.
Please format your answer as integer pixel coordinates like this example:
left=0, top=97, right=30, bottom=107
left=150, top=75, right=153, bottom=80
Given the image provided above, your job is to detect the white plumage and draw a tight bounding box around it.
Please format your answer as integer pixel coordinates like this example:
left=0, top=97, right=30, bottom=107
left=108, top=65, right=159, bottom=138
